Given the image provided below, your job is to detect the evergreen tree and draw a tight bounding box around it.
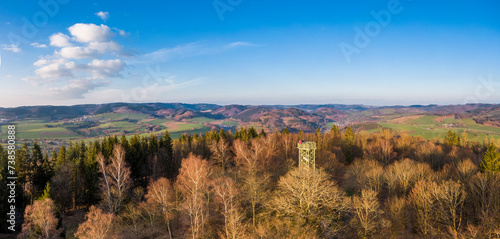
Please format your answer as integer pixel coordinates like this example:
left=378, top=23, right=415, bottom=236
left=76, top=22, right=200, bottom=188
left=37, top=183, right=51, bottom=200
left=480, top=143, right=500, bottom=173
left=81, top=140, right=100, bottom=205
left=343, top=127, right=356, bottom=164
left=248, top=127, right=258, bottom=139
left=56, top=145, right=67, bottom=170
left=32, top=142, right=47, bottom=196
left=259, top=129, right=267, bottom=138
left=445, top=131, right=459, bottom=146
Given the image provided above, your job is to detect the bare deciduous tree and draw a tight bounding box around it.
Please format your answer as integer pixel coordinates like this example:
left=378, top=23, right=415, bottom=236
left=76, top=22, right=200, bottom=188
left=209, top=138, right=231, bottom=174
left=98, top=144, right=132, bottom=213
left=410, top=179, right=437, bottom=238
left=146, top=177, right=175, bottom=239
left=386, top=196, right=408, bottom=237
left=350, top=189, right=385, bottom=239
left=176, top=153, right=213, bottom=239
left=384, top=158, right=433, bottom=196
left=270, top=168, right=347, bottom=236
left=21, top=198, right=58, bottom=239
left=233, top=139, right=272, bottom=228
left=431, top=180, right=466, bottom=237
left=75, top=206, right=115, bottom=239
left=213, top=176, right=246, bottom=239
left=344, top=159, right=384, bottom=193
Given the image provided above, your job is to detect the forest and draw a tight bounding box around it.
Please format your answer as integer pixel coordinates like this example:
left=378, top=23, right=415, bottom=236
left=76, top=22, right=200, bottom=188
left=1, top=126, right=500, bottom=238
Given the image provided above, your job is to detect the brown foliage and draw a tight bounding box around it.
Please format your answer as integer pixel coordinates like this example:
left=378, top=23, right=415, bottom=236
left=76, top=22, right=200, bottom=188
left=270, top=168, right=347, bottom=236
left=145, top=177, right=175, bottom=238
left=209, top=138, right=232, bottom=174
left=384, top=158, right=433, bottom=196
left=20, top=198, right=58, bottom=239
left=97, top=144, right=132, bottom=213
left=213, top=176, right=246, bottom=239
left=176, top=153, right=213, bottom=239
left=233, top=139, right=273, bottom=227
left=344, top=159, right=384, bottom=193
left=410, top=179, right=437, bottom=238
left=75, top=206, right=115, bottom=239
left=349, top=189, right=386, bottom=238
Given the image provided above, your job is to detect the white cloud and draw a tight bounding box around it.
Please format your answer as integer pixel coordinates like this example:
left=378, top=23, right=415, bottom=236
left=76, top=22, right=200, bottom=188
left=58, top=46, right=95, bottom=59
left=49, top=33, right=72, bottom=47
left=143, top=43, right=200, bottom=61
left=45, top=79, right=108, bottom=99
left=68, top=23, right=113, bottom=43
left=138, top=41, right=259, bottom=64
left=88, top=41, right=122, bottom=54
left=225, top=41, right=258, bottom=48
left=87, top=59, right=125, bottom=79
left=2, top=44, right=21, bottom=53
left=33, top=58, right=76, bottom=79
left=95, top=11, right=109, bottom=21
left=31, top=42, right=48, bottom=48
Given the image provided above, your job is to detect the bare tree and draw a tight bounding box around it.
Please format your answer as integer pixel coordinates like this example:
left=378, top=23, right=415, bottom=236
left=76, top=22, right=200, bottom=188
left=344, top=159, right=384, bottom=193
left=386, top=196, right=408, bottom=237
left=270, top=168, right=347, bottom=236
left=350, top=189, right=384, bottom=239
left=453, top=159, right=478, bottom=185
left=146, top=177, right=175, bottom=239
left=431, top=180, right=466, bottom=237
left=21, top=198, right=58, bottom=239
left=97, top=144, right=132, bottom=213
left=120, top=203, right=144, bottom=239
left=75, top=206, right=115, bottom=239
left=209, top=138, right=231, bottom=174
left=176, top=153, right=213, bottom=239
left=233, top=139, right=272, bottom=228
left=384, top=158, right=433, bottom=196
left=213, top=176, right=246, bottom=239
left=410, top=179, right=437, bottom=238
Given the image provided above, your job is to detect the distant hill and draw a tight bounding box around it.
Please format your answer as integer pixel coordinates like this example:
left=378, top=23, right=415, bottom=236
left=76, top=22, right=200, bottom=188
left=1, top=103, right=500, bottom=142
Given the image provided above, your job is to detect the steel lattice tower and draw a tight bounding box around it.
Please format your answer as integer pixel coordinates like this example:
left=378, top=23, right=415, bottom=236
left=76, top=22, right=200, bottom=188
left=297, top=141, right=316, bottom=170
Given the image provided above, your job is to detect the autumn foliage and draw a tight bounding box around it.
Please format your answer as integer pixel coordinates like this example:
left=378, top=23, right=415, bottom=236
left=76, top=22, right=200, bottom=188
left=8, top=127, right=500, bottom=238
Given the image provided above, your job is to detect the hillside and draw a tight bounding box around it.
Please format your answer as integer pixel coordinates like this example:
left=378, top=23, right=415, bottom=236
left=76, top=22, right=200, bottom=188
left=1, top=103, right=500, bottom=145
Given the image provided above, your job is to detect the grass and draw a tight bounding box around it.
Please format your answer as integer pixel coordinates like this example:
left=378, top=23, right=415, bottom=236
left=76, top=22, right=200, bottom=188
left=142, top=119, right=171, bottom=126
left=376, top=120, right=500, bottom=142
left=409, top=115, right=437, bottom=125
left=324, top=122, right=335, bottom=129
left=222, top=120, right=239, bottom=126
left=0, top=123, right=81, bottom=140
left=98, top=113, right=149, bottom=121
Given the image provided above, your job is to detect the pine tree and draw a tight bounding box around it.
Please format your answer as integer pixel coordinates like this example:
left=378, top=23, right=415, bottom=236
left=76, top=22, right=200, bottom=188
left=55, top=146, right=66, bottom=171
left=343, top=127, right=356, bottom=164
left=480, top=143, right=500, bottom=173
left=445, top=131, right=459, bottom=146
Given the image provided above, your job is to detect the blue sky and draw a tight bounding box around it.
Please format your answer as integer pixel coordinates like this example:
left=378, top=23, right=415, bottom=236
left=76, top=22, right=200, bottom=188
left=0, top=0, right=499, bottom=107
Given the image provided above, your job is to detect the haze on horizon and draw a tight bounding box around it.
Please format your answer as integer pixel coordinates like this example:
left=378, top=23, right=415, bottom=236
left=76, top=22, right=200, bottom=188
left=0, top=0, right=499, bottom=107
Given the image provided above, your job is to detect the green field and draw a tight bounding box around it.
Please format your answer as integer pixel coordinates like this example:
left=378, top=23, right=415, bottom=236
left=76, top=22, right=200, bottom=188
left=376, top=119, right=500, bottom=142
left=324, top=122, right=335, bottom=129
left=98, top=113, right=150, bottom=121
left=409, top=115, right=437, bottom=125
left=0, top=123, right=81, bottom=140
left=222, top=120, right=240, bottom=126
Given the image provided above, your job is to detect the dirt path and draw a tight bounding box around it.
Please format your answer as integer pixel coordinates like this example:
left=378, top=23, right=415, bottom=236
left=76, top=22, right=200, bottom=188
left=389, top=115, right=423, bottom=123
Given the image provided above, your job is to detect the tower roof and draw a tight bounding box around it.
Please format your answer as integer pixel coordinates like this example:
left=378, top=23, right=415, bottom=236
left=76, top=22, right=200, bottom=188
left=297, top=141, right=316, bottom=149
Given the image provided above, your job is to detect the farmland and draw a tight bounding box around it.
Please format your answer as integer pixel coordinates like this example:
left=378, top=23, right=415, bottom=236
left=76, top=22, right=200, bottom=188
left=1, top=103, right=500, bottom=147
